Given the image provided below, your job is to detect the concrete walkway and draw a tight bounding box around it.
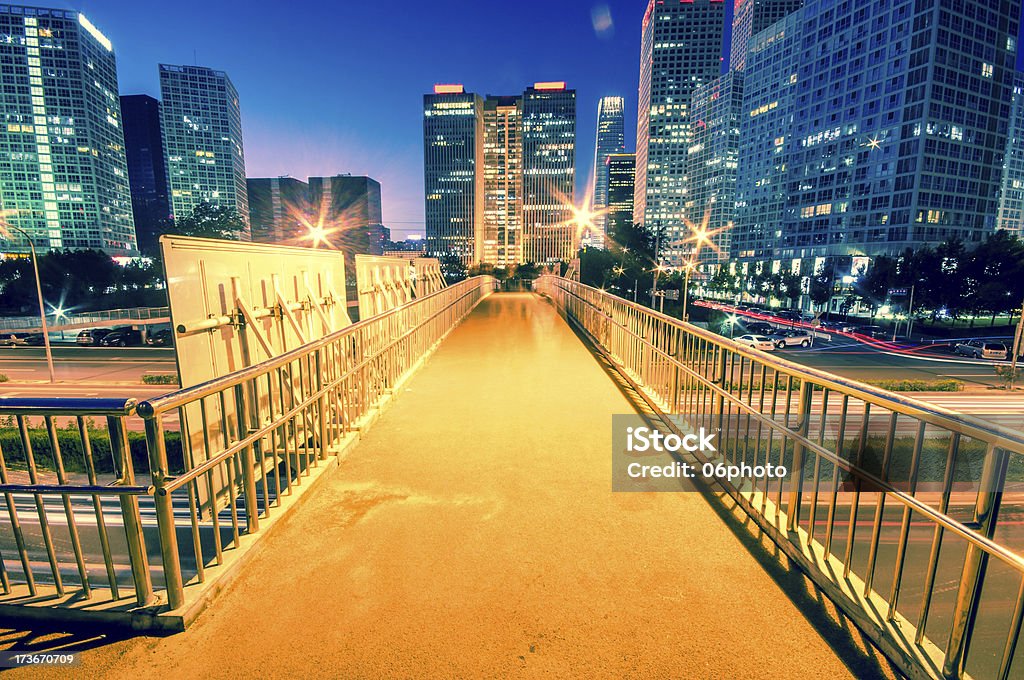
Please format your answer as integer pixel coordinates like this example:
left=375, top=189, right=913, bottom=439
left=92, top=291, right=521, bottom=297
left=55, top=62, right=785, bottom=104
left=8, top=293, right=890, bottom=678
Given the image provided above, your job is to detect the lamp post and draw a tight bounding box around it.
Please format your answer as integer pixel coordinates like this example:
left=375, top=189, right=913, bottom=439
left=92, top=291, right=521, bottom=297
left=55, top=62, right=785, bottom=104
left=681, top=259, right=695, bottom=322
left=3, top=224, right=55, bottom=383
left=1011, top=296, right=1024, bottom=390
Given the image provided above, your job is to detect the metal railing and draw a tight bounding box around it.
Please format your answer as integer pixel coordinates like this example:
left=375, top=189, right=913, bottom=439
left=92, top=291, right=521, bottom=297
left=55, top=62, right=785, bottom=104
left=0, top=277, right=494, bottom=615
left=537, top=276, right=1024, bottom=680
left=0, top=306, right=170, bottom=332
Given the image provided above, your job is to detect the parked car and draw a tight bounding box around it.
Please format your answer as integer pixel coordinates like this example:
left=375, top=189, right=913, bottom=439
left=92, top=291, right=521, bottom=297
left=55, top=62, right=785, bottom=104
left=734, top=334, right=776, bottom=351
left=742, top=321, right=776, bottom=335
left=23, top=333, right=47, bottom=346
left=853, top=325, right=889, bottom=340
left=734, top=304, right=753, bottom=312
left=99, top=328, right=143, bottom=347
left=770, top=328, right=814, bottom=348
left=819, top=319, right=857, bottom=333
left=146, top=328, right=174, bottom=347
left=773, top=310, right=803, bottom=323
left=953, top=339, right=1009, bottom=360
left=1, top=333, right=28, bottom=347
left=76, top=328, right=114, bottom=346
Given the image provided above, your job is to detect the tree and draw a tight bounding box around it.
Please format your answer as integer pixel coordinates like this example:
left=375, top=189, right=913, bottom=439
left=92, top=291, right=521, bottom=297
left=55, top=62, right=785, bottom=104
left=438, top=249, right=467, bottom=284
left=167, top=203, right=245, bottom=241
left=809, top=266, right=835, bottom=313
left=781, top=272, right=802, bottom=307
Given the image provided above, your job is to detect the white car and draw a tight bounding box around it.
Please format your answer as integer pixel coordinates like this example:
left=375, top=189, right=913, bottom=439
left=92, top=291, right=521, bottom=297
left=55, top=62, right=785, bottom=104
left=734, top=334, right=776, bottom=351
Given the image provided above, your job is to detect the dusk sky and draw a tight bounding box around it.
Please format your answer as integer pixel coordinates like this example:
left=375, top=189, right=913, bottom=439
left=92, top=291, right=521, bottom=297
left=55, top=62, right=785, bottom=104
left=65, top=1, right=1022, bottom=238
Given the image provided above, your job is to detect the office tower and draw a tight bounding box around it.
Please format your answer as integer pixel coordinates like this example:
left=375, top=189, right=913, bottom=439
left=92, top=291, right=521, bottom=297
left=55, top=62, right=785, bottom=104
left=0, top=6, right=136, bottom=255
left=121, top=95, right=170, bottom=254
left=247, top=177, right=310, bottom=244
left=732, top=13, right=801, bottom=265
left=521, top=82, right=576, bottom=263
left=732, top=1, right=1019, bottom=289
left=482, top=95, right=523, bottom=267
left=308, top=174, right=386, bottom=268
left=605, top=153, right=636, bottom=246
left=423, top=84, right=484, bottom=266
left=997, top=72, right=1024, bottom=237
left=159, top=64, right=249, bottom=239
left=591, top=96, right=626, bottom=249
left=687, top=71, right=743, bottom=265
left=634, top=0, right=726, bottom=266
left=729, top=0, right=803, bottom=72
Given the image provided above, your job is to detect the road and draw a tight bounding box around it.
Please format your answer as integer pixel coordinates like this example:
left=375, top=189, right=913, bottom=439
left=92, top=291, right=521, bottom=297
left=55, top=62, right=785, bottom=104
left=0, top=346, right=176, bottom=385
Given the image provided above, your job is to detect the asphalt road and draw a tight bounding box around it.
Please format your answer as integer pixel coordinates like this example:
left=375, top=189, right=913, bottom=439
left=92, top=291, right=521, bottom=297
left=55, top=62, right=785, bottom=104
left=0, top=346, right=176, bottom=385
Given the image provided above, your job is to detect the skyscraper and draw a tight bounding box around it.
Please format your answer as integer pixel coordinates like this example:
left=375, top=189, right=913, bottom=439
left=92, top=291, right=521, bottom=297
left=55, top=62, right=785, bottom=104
left=482, top=95, right=523, bottom=267
left=121, top=95, right=170, bottom=255
left=591, top=96, right=626, bottom=249
left=634, top=0, right=726, bottom=266
left=605, top=153, right=636, bottom=246
left=0, top=6, right=136, bottom=255
left=247, top=176, right=310, bottom=244
left=521, top=82, right=576, bottom=263
left=731, top=0, right=1020, bottom=309
left=997, top=72, right=1024, bottom=237
left=729, top=0, right=803, bottom=72
left=687, top=70, right=743, bottom=265
left=159, top=64, right=249, bottom=239
left=423, top=84, right=484, bottom=266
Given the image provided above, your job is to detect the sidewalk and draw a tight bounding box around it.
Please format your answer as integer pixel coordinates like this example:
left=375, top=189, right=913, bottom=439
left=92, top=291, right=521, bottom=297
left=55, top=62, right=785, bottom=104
left=6, top=293, right=889, bottom=678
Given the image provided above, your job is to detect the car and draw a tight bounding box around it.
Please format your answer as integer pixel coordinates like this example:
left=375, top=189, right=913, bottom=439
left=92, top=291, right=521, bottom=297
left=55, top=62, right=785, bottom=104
left=953, top=339, right=1009, bottom=360
left=745, top=307, right=768, bottom=315
left=146, top=328, right=174, bottom=347
left=853, top=325, right=889, bottom=340
left=742, top=321, right=776, bottom=335
left=773, top=310, right=803, bottom=323
left=769, top=328, right=814, bottom=348
left=1, top=333, right=29, bottom=347
left=76, top=328, right=114, bottom=346
left=99, top=328, right=143, bottom=347
left=734, top=304, right=753, bottom=312
left=734, top=334, right=776, bottom=351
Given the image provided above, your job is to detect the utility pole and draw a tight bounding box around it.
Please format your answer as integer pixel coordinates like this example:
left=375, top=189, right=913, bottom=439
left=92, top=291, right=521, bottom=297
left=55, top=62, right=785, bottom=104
left=1011, top=297, right=1024, bottom=390
left=650, top=225, right=661, bottom=309
left=906, top=284, right=917, bottom=340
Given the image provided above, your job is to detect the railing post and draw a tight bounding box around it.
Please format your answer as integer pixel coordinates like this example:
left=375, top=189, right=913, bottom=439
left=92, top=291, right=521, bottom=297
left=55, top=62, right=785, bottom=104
left=143, top=415, right=185, bottom=609
left=786, top=380, right=814, bottom=532
left=107, top=415, right=154, bottom=606
left=233, top=384, right=261, bottom=534
left=943, top=444, right=1009, bottom=679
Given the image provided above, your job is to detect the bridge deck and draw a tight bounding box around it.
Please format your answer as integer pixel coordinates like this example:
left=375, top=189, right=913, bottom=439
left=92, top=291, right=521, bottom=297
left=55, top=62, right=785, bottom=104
left=11, top=293, right=890, bottom=678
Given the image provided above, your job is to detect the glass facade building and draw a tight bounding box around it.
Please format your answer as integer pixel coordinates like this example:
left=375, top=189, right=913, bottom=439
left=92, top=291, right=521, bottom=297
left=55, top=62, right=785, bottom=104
left=0, top=5, right=135, bottom=255
left=120, top=94, right=169, bottom=255
left=591, top=95, right=625, bottom=250
left=247, top=176, right=310, bottom=244
left=997, top=72, right=1024, bottom=237
left=605, top=153, right=636, bottom=245
left=160, top=64, right=249, bottom=239
left=423, top=85, right=484, bottom=266
left=687, top=70, right=744, bottom=265
left=634, top=0, right=726, bottom=266
left=521, top=83, right=576, bottom=264
left=729, top=0, right=803, bottom=71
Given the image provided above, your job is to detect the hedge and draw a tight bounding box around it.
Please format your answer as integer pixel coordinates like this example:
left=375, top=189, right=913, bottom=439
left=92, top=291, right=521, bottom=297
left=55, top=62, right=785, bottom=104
left=0, top=426, right=184, bottom=476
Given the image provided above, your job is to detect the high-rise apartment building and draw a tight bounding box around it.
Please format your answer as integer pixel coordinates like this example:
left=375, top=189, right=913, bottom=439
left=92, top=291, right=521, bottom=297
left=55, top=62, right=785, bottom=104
left=591, top=96, right=626, bottom=249
left=247, top=176, right=310, bottom=244
left=159, top=64, right=249, bottom=239
left=997, top=72, right=1024, bottom=237
left=634, top=0, right=726, bottom=266
left=423, top=84, right=484, bottom=266
left=731, top=0, right=1019, bottom=296
left=605, top=153, right=636, bottom=245
left=0, top=6, right=136, bottom=255
left=687, top=70, right=744, bottom=265
left=729, top=0, right=803, bottom=71
left=521, top=82, right=576, bottom=263
left=482, top=96, right=523, bottom=267
left=120, top=94, right=170, bottom=254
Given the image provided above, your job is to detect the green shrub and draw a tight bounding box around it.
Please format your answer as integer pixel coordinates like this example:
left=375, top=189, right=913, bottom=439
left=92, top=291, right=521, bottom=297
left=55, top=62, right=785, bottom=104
left=142, top=373, right=179, bottom=385
left=867, top=378, right=963, bottom=392
left=0, top=426, right=183, bottom=475
left=0, top=374, right=7, bottom=383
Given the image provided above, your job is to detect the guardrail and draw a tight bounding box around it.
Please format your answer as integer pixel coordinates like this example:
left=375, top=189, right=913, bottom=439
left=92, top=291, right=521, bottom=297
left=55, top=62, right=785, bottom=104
left=0, top=277, right=495, bottom=620
left=536, top=276, right=1024, bottom=680
left=0, top=307, right=171, bottom=332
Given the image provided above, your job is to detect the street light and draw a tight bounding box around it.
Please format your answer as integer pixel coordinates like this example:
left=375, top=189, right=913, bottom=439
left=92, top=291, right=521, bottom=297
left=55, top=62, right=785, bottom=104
left=0, top=219, right=56, bottom=383
left=681, top=259, right=697, bottom=323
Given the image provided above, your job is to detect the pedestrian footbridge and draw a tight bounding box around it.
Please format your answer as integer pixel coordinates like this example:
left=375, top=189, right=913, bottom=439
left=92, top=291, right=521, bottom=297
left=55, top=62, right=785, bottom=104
left=1, top=278, right=1023, bottom=679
